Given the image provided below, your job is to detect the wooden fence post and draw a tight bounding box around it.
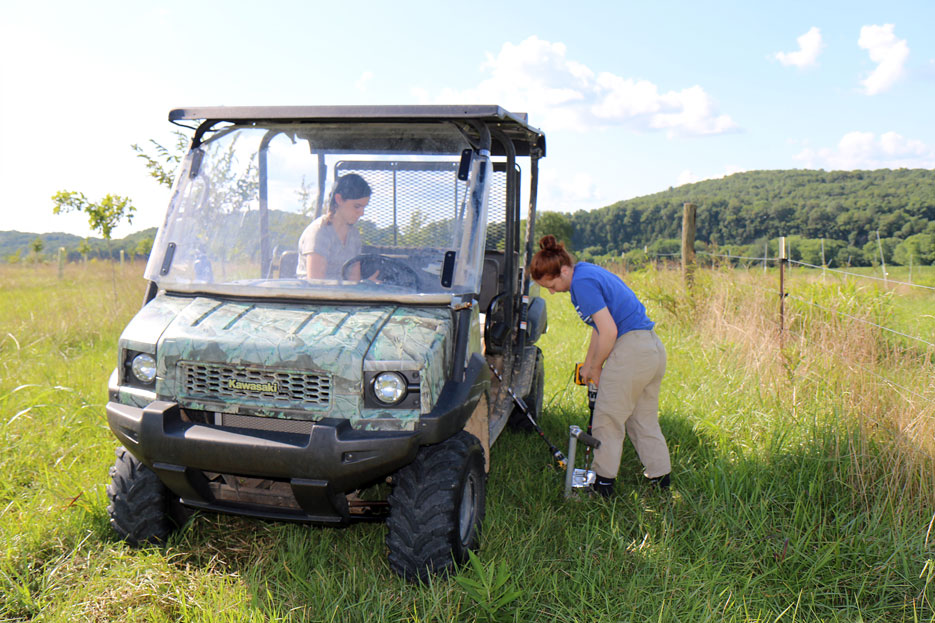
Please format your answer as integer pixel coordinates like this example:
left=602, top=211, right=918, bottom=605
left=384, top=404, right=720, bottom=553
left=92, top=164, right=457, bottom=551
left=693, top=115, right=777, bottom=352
left=681, top=202, right=696, bottom=288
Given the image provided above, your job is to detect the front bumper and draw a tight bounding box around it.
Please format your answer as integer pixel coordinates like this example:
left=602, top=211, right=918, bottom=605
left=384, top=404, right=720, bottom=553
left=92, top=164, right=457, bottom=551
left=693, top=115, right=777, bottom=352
left=107, top=354, right=489, bottom=524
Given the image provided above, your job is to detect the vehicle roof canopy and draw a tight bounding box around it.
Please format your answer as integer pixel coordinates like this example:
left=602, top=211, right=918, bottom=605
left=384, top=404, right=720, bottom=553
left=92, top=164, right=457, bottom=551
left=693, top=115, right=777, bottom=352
left=169, top=105, right=546, bottom=157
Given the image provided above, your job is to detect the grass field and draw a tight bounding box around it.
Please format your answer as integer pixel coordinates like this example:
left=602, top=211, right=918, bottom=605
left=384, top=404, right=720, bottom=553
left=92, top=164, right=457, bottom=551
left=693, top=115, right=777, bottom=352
left=1, top=261, right=934, bottom=622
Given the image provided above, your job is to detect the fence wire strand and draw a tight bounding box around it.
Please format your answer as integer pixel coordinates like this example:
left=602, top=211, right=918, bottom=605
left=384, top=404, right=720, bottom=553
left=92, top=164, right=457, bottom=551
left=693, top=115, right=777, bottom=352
left=697, top=251, right=773, bottom=262
left=729, top=278, right=777, bottom=298
left=787, top=259, right=935, bottom=292
left=784, top=293, right=935, bottom=349
left=716, top=268, right=935, bottom=408
left=786, top=328, right=935, bottom=410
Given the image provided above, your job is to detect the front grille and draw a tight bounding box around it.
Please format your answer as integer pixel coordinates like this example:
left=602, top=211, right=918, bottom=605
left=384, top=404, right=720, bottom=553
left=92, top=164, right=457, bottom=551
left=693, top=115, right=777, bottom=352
left=180, top=362, right=331, bottom=407
left=218, top=412, right=314, bottom=435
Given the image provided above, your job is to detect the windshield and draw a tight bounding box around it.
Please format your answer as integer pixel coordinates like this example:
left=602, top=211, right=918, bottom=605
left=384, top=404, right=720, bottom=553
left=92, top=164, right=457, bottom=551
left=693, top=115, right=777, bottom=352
left=145, top=122, right=494, bottom=302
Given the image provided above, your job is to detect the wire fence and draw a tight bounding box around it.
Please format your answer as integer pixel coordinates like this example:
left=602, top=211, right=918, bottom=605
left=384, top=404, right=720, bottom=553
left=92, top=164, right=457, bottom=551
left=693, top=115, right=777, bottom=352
left=785, top=327, right=935, bottom=410
left=784, top=292, right=935, bottom=349
left=704, top=265, right=935, bottom=415
left=622, top=225, right=935, bottom=422
left=696, top=251, right=773, bottom=262
left=652, top=249, right=935, bottom=293
left=787, top=258, right=935, bottom=292
left=624, top=244, right=935, bottom=357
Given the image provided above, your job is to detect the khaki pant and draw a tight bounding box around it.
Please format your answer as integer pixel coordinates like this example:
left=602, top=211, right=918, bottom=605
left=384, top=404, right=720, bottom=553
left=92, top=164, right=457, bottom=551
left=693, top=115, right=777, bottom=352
left=591, top=329, right=670, bottom=479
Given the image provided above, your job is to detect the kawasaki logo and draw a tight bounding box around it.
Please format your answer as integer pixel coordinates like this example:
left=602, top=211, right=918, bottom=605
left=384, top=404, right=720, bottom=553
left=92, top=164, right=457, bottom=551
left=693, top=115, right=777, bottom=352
left=228, top=378, right=278, bottom=393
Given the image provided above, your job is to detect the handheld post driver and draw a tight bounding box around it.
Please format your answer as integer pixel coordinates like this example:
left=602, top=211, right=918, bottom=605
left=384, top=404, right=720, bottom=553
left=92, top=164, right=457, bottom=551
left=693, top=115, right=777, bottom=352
left=486, top=361, right=600, bottom=497
left=564, top=364, right=601, bottom=497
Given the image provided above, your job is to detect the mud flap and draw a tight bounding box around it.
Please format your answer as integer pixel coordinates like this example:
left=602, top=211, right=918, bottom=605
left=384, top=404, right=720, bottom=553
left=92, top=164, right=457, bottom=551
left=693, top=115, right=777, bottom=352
left=462, top=396, right=490, bottom=473
left=487, top=345, right=541, bottom=445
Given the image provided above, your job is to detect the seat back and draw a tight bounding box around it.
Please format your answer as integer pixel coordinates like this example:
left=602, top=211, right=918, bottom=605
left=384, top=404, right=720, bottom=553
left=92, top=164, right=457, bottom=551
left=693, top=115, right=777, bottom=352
left=280, top=250, right=298, bottom=278
left=478, top=254, right=502, bottom=311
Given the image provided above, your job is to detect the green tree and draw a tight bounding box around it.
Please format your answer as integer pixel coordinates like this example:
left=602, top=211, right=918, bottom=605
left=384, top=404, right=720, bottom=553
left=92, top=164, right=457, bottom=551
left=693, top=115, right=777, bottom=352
left=894, top=232, right=935, bottom=266
left=136, top=236, right=154, bottom=260
left=77, top=239, right=92, bottom=263
left=862, top=236, right=898, bottom=267
left=648, top=238, right=680, bottom=257
left=535, top=211, right=573, bottom=250
left=52, top=192, right=135, bottom=240
left=30, top=237, right=44, bottom=263
left=52, top=191, right=135, bottom=304
left=131, top=131, right=189, bottom=188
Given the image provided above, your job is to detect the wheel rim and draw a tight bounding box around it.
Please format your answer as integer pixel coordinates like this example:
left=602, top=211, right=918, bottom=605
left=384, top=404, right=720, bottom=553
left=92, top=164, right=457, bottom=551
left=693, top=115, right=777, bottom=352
left=459, top=472, right=478, bottom=544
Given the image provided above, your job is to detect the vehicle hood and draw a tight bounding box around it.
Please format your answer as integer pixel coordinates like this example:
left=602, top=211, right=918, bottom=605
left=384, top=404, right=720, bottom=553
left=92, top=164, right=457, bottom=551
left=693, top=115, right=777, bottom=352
left=118, top=293, right=453, bottom=430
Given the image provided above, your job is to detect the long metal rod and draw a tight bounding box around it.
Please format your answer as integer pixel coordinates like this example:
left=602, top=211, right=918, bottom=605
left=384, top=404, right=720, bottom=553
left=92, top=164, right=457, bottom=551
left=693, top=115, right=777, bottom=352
left=486, top=361, right=566, bottom=468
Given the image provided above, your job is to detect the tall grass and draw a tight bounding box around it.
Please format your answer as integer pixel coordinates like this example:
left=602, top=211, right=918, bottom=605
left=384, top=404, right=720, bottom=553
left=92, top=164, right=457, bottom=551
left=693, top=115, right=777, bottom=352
left=1, top=261, right=933, bottom=622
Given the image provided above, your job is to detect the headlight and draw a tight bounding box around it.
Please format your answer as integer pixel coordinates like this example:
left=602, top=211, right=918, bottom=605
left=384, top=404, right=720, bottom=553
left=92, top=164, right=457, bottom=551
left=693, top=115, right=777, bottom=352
left=372, top=372, right=407, bottom=405
left=130, top=353, right=157, bottom=384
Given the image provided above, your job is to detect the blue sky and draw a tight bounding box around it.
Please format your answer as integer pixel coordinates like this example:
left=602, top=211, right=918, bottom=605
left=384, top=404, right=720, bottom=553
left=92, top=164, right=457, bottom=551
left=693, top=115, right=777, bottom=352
left=2, top=0, right=933, bottom=238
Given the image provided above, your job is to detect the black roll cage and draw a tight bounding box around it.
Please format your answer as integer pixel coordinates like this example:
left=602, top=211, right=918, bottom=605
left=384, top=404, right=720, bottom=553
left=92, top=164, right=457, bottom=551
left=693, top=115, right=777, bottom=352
left=162, top=106, right=546, bottom=354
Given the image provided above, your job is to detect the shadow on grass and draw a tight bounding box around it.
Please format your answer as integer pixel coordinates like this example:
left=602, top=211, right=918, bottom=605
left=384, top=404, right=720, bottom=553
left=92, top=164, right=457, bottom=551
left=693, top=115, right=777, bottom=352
left=39, top=405, right=933, bottom=622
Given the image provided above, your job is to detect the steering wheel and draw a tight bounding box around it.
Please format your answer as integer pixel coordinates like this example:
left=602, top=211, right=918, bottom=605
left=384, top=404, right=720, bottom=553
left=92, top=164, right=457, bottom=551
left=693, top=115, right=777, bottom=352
left=341, top=254, right=421, bottom=289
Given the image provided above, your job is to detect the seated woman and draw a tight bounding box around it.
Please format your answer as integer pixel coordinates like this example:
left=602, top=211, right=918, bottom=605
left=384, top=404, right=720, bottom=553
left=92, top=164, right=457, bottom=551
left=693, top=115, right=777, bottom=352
left=297, top=173, right=371, bottom=280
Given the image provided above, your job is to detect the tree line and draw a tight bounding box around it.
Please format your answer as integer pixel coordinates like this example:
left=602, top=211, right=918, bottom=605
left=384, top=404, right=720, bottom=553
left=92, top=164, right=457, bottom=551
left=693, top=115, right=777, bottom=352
left=1, top=229, right=156, bottom=264
left=536, top=168, right=935, bottom=268
left=8, top=167, right=935, bottom=269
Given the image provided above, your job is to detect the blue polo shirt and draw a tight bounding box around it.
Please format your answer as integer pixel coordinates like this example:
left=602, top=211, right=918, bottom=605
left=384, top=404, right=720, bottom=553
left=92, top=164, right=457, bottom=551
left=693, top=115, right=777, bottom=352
left=569, top=262, right=654, bottom=335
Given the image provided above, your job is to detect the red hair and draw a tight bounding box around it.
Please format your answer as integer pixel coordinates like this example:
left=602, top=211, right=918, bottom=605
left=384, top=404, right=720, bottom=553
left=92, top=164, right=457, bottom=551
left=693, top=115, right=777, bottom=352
left=530, top=235, right=573, bottom=280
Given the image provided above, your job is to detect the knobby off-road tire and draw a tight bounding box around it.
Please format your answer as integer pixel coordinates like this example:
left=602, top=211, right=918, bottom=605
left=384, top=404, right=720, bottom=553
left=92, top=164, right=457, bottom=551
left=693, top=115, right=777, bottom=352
left=106, top=446, right=176, bottom=546
left=386, top=431, right=486, bottom=581
left=508, top=347, right=545, bottom=431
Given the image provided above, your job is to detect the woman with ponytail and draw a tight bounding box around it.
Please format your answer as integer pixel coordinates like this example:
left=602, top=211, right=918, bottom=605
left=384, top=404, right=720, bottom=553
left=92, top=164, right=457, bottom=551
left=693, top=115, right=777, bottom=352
left=530, top=235, right=671, bottom=497
left=298, top=173, right=372, bottom=280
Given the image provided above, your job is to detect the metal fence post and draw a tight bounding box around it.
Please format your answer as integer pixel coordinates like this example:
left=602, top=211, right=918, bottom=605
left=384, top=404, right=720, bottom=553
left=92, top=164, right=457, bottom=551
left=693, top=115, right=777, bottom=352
left=876, top=230, right=887, bottom=287
left=779, top=236, right=786, bottom=340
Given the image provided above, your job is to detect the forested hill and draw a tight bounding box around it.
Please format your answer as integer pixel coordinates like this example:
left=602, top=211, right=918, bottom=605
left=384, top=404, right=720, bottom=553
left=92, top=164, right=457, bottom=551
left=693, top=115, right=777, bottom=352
left=566, top=169, right=935, bottom=265
left=7, top=169, right=935, bottom=268
left=0, top=228, right=157, bottom=262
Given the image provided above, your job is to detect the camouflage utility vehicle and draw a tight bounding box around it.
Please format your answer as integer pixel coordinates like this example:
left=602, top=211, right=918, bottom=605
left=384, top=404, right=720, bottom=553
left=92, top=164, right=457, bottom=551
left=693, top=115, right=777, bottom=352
left=106, top=105, right=548, bottom=579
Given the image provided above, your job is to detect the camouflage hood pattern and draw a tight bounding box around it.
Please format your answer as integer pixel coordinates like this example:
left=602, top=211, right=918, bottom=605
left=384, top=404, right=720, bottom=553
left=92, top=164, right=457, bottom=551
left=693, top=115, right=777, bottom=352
left=119, top=293, right=453, bottom=431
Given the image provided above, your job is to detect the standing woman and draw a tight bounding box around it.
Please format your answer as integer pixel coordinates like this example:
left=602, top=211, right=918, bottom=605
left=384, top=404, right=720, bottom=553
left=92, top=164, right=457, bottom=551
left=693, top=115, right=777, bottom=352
left=530, top=235, right=671, bottom=496
left=297, top=173, right=372, bottom=280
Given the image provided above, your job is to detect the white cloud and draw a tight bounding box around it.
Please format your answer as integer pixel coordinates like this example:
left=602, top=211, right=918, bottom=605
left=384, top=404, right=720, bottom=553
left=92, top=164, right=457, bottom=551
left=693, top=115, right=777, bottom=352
left=422, top=36, right=738, bottom=137
left=676, top=165, right=747, bottom=187
left=676, top=170, right=700, bottom=186
left=794, top=131, right=934, bottom=169
left=858, top=24, right=909, bottom=95
left=539, top=170, right=602, bottom=212
left=775, top=27, right=823, bottom=68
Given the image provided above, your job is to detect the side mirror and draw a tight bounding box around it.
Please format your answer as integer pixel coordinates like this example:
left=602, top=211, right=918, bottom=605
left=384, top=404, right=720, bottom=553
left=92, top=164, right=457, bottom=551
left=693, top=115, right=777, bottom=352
left=189, top=148, right=205, bottom=178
